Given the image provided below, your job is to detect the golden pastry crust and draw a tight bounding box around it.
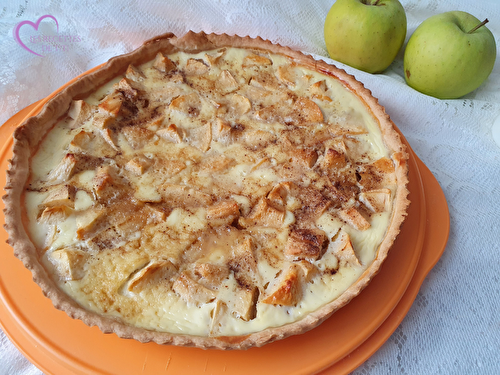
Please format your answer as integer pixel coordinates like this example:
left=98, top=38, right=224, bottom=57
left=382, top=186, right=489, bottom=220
left=3, top=32, right=409, bottom=350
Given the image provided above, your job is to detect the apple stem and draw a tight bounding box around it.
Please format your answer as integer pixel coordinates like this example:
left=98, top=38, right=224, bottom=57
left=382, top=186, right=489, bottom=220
left=468, top=19, right=489, bottom=34
left=372, top=0, right=381, bottom=4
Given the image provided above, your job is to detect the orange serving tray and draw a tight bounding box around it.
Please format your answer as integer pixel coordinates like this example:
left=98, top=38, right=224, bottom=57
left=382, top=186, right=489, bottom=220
left=0, top=75, right=449, bottom=375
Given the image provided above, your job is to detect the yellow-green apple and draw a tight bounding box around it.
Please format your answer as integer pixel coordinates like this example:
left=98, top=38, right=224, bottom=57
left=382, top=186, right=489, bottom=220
left=324, top=0, right=407, bottom=73
left=404, top=11, right=497, bottom=99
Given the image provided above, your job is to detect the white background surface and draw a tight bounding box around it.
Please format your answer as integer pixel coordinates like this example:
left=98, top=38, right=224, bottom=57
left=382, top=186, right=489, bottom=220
left=1, top=0, right=500, bottom=374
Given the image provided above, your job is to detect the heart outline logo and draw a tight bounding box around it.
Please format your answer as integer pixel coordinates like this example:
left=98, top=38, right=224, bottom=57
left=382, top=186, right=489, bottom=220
left=13, top=14, right=59, bottom=57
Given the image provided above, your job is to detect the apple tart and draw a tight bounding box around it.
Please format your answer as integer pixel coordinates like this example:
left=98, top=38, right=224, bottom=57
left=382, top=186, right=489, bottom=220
left=3, top=32, right=409, bottom=349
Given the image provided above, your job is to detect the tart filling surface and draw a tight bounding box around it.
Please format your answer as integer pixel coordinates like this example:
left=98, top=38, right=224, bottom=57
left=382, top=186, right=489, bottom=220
left=5, top=32, right=409, bottom=349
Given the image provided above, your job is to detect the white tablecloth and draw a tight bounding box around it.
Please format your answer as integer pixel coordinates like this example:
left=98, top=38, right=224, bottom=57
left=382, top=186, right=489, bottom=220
left=1, top=0, right=499, bottom=374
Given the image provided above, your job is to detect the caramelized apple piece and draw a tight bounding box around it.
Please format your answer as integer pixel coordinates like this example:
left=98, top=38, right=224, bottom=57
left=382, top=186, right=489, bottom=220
left=169, top=93, right=201, bottom=117
left=188, top=122, right=212, bottom=152
left=373, top=156, right=397, bottom=174
left=338, top=206, right=370, bottom=231
left=69, top=130, right=117, bottom=157
left=216, top=70, right=239, bottom=94
left=194, top=263, right=230, bottom=289
left=267, top=182, right=297, bottom=210
left=359, top=189, right=392, bottom=213
left=229, top=94, right=251, bottom=116
left=238, top=198, right=285, bottom=228
left=185, top=58, right=209, bottom=75
left=42, top=184, right=76, bottom=209
left=100, top=128, right=120, bottom=151
left=117, top=77, right=138, bottom=100
left=206, top=200, right=240, bottom=226
left=211, top=118, right=233, bottom=144
left=243, top=129, right=276, bottom=149
left=173, top=272, right=217, bottom=305
left=92, top=166, right=119, bottom=199
left=296, top=187, right=331, bottom=222
left=144, top=116, right=165, bottom=132
left=125, top=155, right=152, bottom=176
left=332, top=230, right=361, bottom=267
left=323, top=183, right=352, bottom=207
left=127, top=260, right=177, bottom=291
left=153, top=158, right=186, bottom=178
left=292, top=97, right=323, bottom=123
left=276, top=65, right=297, bottom=86
left=204, top=49, right=226, bottom=66
left=261, top=263, right=302, bottom=306
left=123, top=127, right=156, bottom=150
left=209, top=300, right=228, bottom=336
left=227, top=285, right=259, bottom=321
left=249, top=72, right=280, bottom=91
left=158, top=184, right=213, bottom=207
left=143, top=204, right=170, bottom=223
left=92, top=112, right=115, bottom=129
left=156, top=124, right=185, bottom=144
left=242, top=53, right=272, bottom=68
left=308, top=80, right=332, bottom=102
left=48, top=248, right=88, bottom=280
left=67, top=100, right=92, bottom=128
left=125, top=64, right=145, bottom=82
left=198, top=154, right=234, bottom=173
left=98, top=91, right=124, bottom=117
left=293, top=147, right=318, bottom=168
left=121, top=126, right=155, bottom=150
left=230, top=238, right=259, bottom=288
left=358, top=157, right=396, bottom=189
left=153, top=52, right=176, bottom=73
left=38, top=205, right=73, bottom=224
left=296, top=260, right=319, bottom=282
left=321, top=148, right=347, bottom=170
left=76, top=208, right=107, bottom=240
left=280, top=137, right=318, bottom=168
left=284, top=228, right=328, bottom=261
left=46, top=154, right=78, bottom=184
left=245, top=86, right=272, bottom=103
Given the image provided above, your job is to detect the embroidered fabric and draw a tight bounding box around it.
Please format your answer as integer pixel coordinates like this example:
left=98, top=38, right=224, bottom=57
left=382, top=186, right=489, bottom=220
left=1, top=0, right=499, bottom=374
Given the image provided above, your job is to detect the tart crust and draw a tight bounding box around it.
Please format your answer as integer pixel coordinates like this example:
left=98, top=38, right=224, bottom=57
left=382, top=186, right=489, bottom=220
left=3, top=32, right=409, bottom=349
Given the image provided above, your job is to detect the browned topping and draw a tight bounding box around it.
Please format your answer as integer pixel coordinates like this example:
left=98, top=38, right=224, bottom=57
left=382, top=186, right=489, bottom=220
left=19, top=42, right=406, bottom=343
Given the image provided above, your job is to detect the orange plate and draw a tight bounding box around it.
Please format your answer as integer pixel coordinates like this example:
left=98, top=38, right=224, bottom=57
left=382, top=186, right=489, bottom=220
left=0, top=87, right=449, bottom=375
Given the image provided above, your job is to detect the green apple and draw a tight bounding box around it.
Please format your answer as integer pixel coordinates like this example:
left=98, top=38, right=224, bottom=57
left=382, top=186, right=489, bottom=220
left=404, top=11, right=497, bottom=99
left=324, top=0, right=407, bottom=73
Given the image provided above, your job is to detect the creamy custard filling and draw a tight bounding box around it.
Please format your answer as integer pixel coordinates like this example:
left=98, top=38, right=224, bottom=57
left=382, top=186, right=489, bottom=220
left=25, top=46, right=398, bottom=336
